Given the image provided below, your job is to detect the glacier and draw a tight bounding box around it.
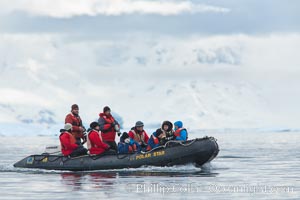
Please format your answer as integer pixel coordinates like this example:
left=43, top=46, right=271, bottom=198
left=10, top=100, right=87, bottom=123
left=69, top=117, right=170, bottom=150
left=0, top=33, right=300, bottom=135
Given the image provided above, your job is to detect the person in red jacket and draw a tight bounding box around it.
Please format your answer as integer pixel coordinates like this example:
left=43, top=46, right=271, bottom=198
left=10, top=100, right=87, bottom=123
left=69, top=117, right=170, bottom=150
left=65, top=104, right=86, bottom=144
left=87, top=122, right=110, bottom=155
left=59, top=123, right=87, bottom=157
left=98, top=106, right=120, bottom=151
left=128, top=121, right=149, bottom=148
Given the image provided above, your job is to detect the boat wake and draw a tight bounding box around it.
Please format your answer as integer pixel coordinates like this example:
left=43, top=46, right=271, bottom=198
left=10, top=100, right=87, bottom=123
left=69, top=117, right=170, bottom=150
left=1, top=162, right=219, bottom=176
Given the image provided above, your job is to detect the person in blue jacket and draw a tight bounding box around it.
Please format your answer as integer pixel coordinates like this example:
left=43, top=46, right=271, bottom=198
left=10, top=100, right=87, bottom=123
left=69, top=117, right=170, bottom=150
left=173, top=121, right=188, bottom=141
left=146, top=129, right=165, bottom=151
left=118, top=132, right=141, bottom=154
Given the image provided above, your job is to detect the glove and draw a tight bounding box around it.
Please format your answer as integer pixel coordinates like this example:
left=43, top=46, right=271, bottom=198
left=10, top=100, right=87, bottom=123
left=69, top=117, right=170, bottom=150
left=117, top=131, right=121, bottom=137
left=125, top=138, right=130, bottom=144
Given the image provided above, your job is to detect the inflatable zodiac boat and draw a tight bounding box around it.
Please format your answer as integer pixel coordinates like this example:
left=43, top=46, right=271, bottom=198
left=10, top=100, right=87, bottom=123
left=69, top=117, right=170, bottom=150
left=14, top=137, right=219, bottom=171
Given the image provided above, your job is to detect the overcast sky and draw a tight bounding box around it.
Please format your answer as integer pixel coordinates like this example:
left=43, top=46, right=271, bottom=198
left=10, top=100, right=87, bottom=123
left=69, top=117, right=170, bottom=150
left=0, top=0, right=299, bottom=35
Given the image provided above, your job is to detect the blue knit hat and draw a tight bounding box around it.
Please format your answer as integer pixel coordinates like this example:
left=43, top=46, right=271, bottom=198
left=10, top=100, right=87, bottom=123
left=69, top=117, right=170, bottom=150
left=174, top=121, right=183, bottom=128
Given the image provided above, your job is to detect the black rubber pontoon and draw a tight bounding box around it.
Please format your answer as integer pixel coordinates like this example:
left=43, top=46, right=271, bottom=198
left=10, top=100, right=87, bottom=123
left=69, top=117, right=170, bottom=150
left=14, top=137, right=219, bottom=171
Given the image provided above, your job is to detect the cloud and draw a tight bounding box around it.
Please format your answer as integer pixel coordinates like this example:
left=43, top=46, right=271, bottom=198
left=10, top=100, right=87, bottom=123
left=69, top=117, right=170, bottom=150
left=1, top=33, right=300, bottom=76
left=0, top=0, right=230, bottom=18
left=1, top=0, right=300, bottom=36
left=0, top=88, right=50, bottom=106
left=2, top=1, right=300, bottom=36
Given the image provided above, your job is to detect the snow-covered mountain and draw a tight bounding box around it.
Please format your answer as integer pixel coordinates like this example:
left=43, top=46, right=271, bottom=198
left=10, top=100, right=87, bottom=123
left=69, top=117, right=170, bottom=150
left=0, top=33, right=299, bottom=135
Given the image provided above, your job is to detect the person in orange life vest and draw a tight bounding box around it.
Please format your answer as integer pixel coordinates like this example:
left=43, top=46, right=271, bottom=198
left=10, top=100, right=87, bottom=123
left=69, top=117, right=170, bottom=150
left=87, top=122, right=110, bottom=155
left=146, top=129, right=167, bottom=151
left=118, top=132, right=140, bottom=154
left=128, top=121, right=149, bottom=148
left=59, top=123, right=88, bottom=157
left=174, top=121, right=188, bottom=141
left=98, top=106, right=120, bottom=151
left=161, top=120, right=175, bottom=142
left=65, top=104, right=86, bottom=144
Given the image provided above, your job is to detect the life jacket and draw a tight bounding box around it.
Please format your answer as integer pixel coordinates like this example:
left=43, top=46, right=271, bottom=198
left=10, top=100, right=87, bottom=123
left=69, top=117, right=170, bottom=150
left=130, top=129, right=146, bottom=143
left=152, top=135, right=159, bottom=144
left=71, top=113, right=82, bottom=126
left=146, top=135, right=160, bottom=151
left=65, top=113, right=83, bottom=138
left=99, top=113, right=116, bottom=133
left=87, top=131, right=92, bottom=150
left=87, top=130, right=104, bottom=149
left=162, top=129, right=175, bottom=141
left=60, top=132, right=76, bottom=149
left=174, top=128, right=188, bottom=139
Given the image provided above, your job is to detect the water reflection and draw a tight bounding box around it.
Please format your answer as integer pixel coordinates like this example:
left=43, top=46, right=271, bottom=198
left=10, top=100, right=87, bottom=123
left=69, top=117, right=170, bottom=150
left=117, top=170, right=218, bottom=177
left=60, top=173, right=84, bottom=190
left=59, top=168, right=217, bottom=191
left=87, top=172, right=117, bottom=190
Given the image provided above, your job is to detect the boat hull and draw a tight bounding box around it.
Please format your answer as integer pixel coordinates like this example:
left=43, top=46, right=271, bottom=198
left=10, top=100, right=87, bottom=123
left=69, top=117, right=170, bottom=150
left=14, top=137, right=219, bottom=171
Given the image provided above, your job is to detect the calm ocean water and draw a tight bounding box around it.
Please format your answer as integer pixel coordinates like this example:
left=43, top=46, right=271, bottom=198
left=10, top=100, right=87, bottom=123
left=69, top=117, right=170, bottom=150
left=0, top=131, right=299, bottom=199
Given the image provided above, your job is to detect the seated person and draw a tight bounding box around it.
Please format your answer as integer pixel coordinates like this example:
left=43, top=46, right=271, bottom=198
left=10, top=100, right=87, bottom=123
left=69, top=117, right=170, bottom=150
left=59, top=123, right=88, bottom=157
left=118, top=132, right=140, bottom=154
left=128, top=121, right=149, bottom=148
left=87, top=122, right=110, bottom=155
left=174, top=121, right=188, bottom=141
left=146, top=129, right=166, bottom=151
left=161, top=120, right=175, bottom=141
